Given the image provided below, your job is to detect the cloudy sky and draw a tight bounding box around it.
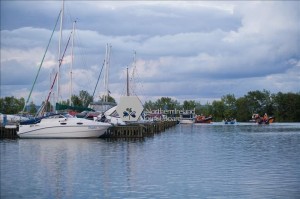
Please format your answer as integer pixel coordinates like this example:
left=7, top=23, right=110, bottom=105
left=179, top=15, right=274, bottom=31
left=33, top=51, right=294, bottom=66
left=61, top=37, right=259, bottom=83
left=1, top=1, right=299, bottom=106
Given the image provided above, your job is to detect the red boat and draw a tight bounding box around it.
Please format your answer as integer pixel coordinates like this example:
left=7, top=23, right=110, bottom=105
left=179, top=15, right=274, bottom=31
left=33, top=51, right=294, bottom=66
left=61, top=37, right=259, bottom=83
left=195, top=115, right=213, bottom=123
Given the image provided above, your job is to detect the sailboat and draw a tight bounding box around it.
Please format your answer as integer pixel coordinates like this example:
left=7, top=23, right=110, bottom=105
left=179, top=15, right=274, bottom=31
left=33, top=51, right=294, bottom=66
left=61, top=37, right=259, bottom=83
left=17, top=1, right=111, bottom=138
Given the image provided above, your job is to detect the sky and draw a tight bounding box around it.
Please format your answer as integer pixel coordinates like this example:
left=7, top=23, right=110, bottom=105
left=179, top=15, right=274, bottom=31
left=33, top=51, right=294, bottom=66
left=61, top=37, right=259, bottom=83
left=1, top=1, right=299, bottom=106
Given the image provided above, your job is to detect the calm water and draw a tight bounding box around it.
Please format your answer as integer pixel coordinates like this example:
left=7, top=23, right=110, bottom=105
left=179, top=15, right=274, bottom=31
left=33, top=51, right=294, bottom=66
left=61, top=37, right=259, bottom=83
left=1, top=123, right=300, bottom=199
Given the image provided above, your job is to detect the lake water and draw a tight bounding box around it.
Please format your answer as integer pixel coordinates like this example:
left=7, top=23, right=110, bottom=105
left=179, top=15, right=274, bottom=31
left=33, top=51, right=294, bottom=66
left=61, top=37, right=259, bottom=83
left=1, top=123, right=300, bottom=199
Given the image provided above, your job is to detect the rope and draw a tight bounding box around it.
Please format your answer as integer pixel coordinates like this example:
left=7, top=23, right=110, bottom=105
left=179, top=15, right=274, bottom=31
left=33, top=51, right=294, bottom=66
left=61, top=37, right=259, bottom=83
left=92, top=60, right=105, bottom=100
left=22, top=10, right=62, bottom=112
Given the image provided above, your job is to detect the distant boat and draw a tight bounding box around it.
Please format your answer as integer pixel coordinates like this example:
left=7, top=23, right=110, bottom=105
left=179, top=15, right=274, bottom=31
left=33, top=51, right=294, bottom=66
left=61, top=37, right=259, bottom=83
left=195, top=115, right=213, bottom=124
left=180, top=112, right=195, bottom=124
left=17, top=114, right=111, bottom=138
left=223, top=118, right=237, bottom=124
left=252, top=113, right=275, bottom=124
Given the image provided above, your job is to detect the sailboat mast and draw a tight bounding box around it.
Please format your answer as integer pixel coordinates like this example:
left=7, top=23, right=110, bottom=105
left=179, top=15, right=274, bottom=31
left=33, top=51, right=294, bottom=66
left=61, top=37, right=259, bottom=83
left=127, top=67, right=130, bottom=96
left=103, top=44, right=108, bottom=102
left=106, top=44, right=111, bottom=101
left=70, top=20, right=76, bottom=106
left=21, top=10, right=61, bottom=112
left=57, top=0, right=64, bottom=104
left=103, top=43, right=111, bottom=102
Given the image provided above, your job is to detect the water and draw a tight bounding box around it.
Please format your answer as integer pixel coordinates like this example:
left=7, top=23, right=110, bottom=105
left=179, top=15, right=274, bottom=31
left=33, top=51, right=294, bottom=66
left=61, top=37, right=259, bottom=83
left=1, top=123, right=300, bottom=199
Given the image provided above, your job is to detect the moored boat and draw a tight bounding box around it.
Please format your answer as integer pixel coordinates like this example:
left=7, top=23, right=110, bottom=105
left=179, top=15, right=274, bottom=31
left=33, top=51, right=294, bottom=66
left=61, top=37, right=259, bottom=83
left=195, top=115, right=213, bottom=123
left=17, top=114, right=111, bottom=138
left=252, top=113, right=275, bottom=124
left=180, top=112, right=195, bottom=124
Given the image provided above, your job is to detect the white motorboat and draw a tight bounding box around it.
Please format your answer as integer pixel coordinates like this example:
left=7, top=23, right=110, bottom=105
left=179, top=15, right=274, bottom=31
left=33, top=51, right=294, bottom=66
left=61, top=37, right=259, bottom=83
left=17, top=114, right=111, bottom=138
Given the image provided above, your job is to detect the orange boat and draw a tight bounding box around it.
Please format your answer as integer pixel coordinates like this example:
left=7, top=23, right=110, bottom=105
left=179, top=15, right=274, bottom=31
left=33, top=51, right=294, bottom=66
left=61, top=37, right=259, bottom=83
left=252, top=113, right=275, bottom=124
left=195, top=115, right=213, bottom=123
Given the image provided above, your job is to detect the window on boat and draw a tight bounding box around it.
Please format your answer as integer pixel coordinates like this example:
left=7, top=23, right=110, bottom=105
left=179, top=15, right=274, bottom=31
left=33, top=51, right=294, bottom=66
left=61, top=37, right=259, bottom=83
left=77, top=122, right=83, bottom=125
left=60, top=122, right=67, bottom=125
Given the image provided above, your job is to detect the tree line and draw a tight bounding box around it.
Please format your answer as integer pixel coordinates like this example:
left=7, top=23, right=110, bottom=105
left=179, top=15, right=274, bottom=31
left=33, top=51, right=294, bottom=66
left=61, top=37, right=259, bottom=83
left=0, top=90, right=115, bottom=115
left=144, top=90, right=300, bottom=122
left=1, top=90, right=299, bottom=122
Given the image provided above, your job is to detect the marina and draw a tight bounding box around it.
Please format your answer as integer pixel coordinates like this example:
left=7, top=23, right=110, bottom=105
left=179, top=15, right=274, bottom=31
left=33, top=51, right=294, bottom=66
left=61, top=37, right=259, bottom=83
left=1, top=1, right=299, bottom=198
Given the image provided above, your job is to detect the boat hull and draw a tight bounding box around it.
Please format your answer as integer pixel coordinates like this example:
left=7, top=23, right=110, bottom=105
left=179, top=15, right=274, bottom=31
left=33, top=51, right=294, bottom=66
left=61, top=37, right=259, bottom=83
left=17, top=117, right=111, bottom=138
left=180, top=119, right=195, bottom=124
left=195, top=116, right=213, bottom=124
left=256, top=117, right=275, bottom=125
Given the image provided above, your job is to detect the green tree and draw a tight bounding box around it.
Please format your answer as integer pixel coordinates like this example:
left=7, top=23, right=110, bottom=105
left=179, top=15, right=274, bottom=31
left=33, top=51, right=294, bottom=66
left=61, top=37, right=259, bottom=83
left=29, top=101, right=37, bottom=114
left=200, top=102, right=213, bottom=117
left=212, top=100, right=225, bottom=121
left=144, top=100, right=156, bottom=111
left=0, top=96, right=25, bottom=114
left=70, top=90, right=94, bottom=107
left=155, top=97, right=180, bottom=110
left=236, top=97, right=251, bottom=122
left=244, top=90, right=273, bottom=115
left=221, top=94, right=237, bottom=119
left=79, top=90, right=93, bottom=107
left=71, top=95, right=82, bottom=107
left=100, top=95, right=116, bottom=103
left=273, top=92, right=300, bottom=122
left=195, top=102, right=202, bottom=115
left=183, top=100, right=196, bottom=110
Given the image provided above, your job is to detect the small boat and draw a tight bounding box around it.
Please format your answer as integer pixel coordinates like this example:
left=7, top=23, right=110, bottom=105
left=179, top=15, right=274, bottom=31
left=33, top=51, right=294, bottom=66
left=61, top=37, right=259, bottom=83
left=17, top=114, right=111, bottom=138
left=252, top=113, right=275, bottom=124
left=195, top=115, right=213, bottom=123
left=224, top=118, right=237, bottom=124
left=180, top=112, right=195, bottom=124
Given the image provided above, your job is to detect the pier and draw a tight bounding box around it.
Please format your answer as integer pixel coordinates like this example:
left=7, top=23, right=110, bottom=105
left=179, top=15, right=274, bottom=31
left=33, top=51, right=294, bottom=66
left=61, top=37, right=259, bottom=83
left=0, top=121, right=178, bottom=139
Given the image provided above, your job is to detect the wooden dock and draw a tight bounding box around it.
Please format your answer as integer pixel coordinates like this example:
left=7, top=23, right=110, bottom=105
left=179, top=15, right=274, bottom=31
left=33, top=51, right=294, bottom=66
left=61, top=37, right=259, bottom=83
left=0, top=121, right=178, bottom=139
left=0, top=126, right=19, bottom=139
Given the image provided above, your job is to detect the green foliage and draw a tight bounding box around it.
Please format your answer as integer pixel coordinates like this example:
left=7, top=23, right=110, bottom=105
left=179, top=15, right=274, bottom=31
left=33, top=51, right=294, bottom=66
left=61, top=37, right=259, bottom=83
left=235, top=97, right=250, bottom=122
left=156, top=97, right=180, bottom=110
left=71, top=95, right=82, bottom=106
left=272, top=92, right=300, bottom=122
left=71, top=90, right=97, bottom=107
left=212, top=100, right=225, bottom=121
left=183, top=100, right=196, bottom=110
left=29, top=101, right=37, bottom=114
left=79, top=90, right=93, bottom=107
left=107, top=95, right=116, bottom=103
left=144, top=100, right=156, bottom=111
left=0, top=96, right=25, bottom=114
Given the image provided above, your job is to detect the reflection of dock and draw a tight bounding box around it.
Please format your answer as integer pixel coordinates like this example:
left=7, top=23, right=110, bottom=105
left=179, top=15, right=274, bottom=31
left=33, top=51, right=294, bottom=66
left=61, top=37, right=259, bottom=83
left=0, top=121, right=177, bottom=139
left=102, top=121, right=177, bottom=138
